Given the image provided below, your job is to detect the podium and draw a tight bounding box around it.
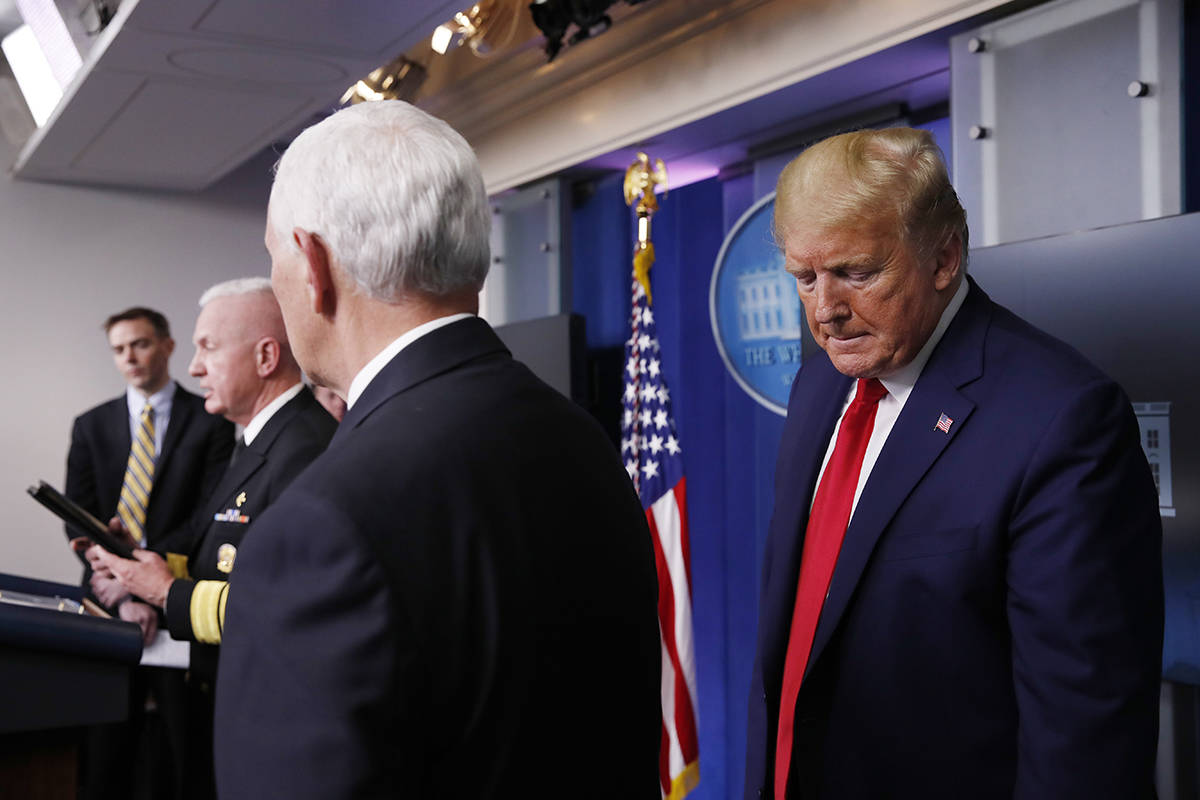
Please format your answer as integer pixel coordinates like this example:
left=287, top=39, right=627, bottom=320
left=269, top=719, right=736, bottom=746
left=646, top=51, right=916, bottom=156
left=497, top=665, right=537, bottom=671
left=0, top=573, right=142, bottom=800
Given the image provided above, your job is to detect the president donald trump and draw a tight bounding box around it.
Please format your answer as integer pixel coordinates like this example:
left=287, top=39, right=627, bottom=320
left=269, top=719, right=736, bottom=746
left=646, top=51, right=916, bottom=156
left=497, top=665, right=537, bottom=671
left=746, top=127, right=1162, bottom=799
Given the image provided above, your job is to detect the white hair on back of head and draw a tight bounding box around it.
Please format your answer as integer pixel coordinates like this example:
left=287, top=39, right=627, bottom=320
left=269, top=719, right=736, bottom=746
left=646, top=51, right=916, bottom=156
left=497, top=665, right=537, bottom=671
left=267, top=100, right=491, bottom=302
left=199, top=277, right=274, bottom=307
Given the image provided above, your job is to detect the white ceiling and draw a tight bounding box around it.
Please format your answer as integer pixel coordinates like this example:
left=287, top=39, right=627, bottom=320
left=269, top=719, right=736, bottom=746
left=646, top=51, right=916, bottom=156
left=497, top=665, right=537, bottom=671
left=10, top=0, right=462, bottom=190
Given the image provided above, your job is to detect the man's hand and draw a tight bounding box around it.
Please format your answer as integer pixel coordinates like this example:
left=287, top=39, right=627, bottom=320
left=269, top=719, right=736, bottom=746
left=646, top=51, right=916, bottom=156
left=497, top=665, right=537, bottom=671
left=68, top=536, right=111, bottom=576
left=92, top=547, right=175, bottom=609
left=78, top=542, right=113, bottom=577
left=118, top=598, right=158, bottom=644
left=89, top=572, right=129, bottom=608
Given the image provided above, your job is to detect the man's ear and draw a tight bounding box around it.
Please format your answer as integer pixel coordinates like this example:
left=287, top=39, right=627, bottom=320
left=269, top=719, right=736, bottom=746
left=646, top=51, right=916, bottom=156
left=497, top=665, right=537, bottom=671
left=932, top=230, right=964, bottom=292
left=255, top=338, right=280, bottom=378
left=162, top=337, right=176, bottom=358
left=293, top=228, right=336, bottom=315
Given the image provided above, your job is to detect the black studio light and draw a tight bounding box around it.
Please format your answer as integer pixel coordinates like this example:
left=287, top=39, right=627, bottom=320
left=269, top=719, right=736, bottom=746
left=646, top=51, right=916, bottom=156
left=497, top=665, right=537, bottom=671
left=528, top=0, right=649, bottom=61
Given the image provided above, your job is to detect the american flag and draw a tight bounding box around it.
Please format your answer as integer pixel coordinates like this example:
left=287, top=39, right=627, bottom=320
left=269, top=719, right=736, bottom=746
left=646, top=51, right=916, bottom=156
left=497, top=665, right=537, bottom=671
left=622, top=273, right=700, bottom=800
left=935, top=413, right=953, bottom=434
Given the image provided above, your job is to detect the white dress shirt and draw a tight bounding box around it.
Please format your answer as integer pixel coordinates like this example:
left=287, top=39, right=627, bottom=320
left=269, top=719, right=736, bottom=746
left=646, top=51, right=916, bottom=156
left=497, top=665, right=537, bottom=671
left=814, top=279, right=969, bottom=519
left=126, top=381, right=176, bottom=458
left=242, top=382, right=304, bottom=446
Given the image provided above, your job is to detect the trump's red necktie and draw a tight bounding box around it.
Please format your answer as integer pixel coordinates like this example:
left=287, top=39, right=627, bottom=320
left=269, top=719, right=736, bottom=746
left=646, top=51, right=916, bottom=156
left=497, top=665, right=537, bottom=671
left=774, top=377, right=888, bottom=799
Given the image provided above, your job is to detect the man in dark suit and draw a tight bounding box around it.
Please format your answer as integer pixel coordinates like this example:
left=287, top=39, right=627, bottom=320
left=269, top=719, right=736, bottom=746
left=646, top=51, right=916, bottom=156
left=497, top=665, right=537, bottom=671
left=66, top=306, right=233, bottom=800
left=89, top=278, right=336, bottom=800
left=211, top=100, right=661, bottom=799
left=746, top=128, right=1163, bottom=799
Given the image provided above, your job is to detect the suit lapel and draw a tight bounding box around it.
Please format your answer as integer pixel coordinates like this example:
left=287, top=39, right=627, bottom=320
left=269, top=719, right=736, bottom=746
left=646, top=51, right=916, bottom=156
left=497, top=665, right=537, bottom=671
left=155, top=384, right=191, bottom=485
left=804, top=281, right=992, bottom=680
left=201, top=446, right=264, bottom=523
left=332, top=317, right=509, bottom=447
left=199, top=389, right=312, bottom=519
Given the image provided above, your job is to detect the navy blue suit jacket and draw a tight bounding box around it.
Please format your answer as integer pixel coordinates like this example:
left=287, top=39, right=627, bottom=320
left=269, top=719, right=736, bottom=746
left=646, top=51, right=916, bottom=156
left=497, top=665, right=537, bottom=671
left=65, top=384, right=234, bottom=553
left=746, top=280, right=1163, bottom=799
left=214, top=317, right=661, bottom=799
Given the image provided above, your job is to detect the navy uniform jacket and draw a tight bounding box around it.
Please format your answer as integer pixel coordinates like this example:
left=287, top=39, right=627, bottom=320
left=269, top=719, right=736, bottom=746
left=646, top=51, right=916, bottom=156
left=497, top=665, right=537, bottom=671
left=214, top=317, right=662, bottom=799
left=66, top=384, right=233, bottom=553
left=746, top=280, right=1163, bottom=799
left=165, top=387, right=336, bottom=681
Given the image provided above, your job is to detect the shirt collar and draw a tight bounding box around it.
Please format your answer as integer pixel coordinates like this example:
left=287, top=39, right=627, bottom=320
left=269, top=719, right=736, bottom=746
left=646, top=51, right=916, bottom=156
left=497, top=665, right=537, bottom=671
left=346, top=313, right=475, bottom=409
left=243, top=382, right=304, bottom=446
left=126, top=380, right=176, bottom=420
left=878, top=279, right=969, bottom=403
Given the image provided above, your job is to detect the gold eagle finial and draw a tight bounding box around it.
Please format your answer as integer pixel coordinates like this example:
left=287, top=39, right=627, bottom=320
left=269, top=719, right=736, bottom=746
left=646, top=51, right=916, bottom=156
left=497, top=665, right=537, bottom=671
left=624, top=153, right=668, bottom=305
left=623, top=152, right=668, bottom=216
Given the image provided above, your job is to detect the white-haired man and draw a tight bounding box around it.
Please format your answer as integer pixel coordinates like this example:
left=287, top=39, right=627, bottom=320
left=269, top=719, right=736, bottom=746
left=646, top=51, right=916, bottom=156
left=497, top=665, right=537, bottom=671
left=87, top=278, right=337, bottom=800
left=212, top=101, right=661, bottom=799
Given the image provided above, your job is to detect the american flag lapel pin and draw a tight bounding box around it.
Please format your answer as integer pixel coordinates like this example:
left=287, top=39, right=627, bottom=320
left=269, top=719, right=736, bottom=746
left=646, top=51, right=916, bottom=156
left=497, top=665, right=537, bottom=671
left=935, top=413, right=953, bottom=434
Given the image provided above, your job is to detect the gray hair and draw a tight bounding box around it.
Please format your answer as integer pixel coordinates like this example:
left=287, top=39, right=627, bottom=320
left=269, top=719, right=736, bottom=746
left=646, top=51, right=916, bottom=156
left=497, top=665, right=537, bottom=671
left=267, top=101, right=491, bottom=301
left=199, top=277, right=274, bottom=307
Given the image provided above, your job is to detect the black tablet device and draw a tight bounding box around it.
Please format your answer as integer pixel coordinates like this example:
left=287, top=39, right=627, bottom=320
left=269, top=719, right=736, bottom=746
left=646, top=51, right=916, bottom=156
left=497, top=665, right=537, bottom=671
left=27, top=480, right=136, bottom=560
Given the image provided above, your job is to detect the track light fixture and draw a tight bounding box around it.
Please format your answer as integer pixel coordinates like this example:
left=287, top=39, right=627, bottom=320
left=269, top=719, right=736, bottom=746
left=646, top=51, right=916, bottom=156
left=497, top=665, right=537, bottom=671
left=529, top=0, right=650, bottom=62
left=339, top=56, right=427, bottom=106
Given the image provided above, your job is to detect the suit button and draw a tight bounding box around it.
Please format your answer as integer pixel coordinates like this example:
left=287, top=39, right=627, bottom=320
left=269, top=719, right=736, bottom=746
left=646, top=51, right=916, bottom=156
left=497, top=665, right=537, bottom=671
left=757, top=789, right=764, bottom=799
left=762, top=691, right=768, bottom=701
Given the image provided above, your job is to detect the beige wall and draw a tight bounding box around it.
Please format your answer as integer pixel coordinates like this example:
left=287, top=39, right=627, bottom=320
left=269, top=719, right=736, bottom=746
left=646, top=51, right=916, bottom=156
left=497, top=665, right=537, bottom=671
left=0, top=141, right=276, bottom=585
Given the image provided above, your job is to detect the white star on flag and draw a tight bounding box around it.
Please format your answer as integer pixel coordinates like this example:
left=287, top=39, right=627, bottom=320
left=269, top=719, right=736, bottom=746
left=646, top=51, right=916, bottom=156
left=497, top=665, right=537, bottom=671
left=619, top=254, right=699, bottom=799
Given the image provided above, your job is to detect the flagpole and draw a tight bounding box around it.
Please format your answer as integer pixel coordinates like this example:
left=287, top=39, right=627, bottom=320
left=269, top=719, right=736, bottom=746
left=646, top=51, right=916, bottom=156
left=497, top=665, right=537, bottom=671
left=622, top=153, right=700, bottom=800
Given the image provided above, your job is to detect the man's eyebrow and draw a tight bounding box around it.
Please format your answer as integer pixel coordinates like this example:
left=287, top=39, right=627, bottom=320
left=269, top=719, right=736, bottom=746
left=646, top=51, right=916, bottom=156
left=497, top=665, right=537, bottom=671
left=833, top=254, right=877, bottom=268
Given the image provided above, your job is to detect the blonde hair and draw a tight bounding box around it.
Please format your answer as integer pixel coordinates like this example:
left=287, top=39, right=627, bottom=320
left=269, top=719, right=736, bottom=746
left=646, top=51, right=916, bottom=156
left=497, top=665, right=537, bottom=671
left=774, top=127, right=968, bottom=262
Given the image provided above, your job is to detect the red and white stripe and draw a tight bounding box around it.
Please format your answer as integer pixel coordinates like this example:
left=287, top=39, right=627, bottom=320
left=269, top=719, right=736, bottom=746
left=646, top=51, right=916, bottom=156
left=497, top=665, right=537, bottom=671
left=646, top=480, right=700, bottom=799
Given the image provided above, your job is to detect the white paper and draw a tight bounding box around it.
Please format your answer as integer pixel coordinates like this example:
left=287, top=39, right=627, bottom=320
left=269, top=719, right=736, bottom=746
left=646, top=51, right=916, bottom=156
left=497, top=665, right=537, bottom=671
left=139, top=630, right=190, bottom=669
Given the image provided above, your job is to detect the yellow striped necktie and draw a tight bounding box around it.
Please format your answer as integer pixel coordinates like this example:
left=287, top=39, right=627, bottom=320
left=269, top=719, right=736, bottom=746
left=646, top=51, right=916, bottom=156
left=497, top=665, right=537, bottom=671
left=118, top=403, right=156, bottom=543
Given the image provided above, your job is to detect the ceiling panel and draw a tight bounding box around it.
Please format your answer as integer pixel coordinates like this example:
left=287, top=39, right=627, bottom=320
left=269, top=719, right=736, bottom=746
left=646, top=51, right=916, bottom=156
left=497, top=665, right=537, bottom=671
left=193, top=0, right=452, bottom=58
left=71, top=78, right=312, bottom=179
left=11, top=0, right=462, bottom=190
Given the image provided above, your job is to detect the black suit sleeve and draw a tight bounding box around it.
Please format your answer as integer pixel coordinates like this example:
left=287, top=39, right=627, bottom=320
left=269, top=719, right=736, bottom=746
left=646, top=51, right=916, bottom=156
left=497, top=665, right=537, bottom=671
left=64, top=414, right=101, bottom=536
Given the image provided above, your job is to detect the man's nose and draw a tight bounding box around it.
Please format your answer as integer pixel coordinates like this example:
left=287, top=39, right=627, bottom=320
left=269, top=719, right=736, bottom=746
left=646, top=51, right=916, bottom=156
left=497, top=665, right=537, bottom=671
left=188, top=353, right=203, bottom=376
left=812, top=276, right=849, bottom=325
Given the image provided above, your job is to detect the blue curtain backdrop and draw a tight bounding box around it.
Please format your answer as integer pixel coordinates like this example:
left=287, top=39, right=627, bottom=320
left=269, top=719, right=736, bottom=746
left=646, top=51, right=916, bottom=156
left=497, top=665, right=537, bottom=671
left=571, top=171, right=784, bottom=800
